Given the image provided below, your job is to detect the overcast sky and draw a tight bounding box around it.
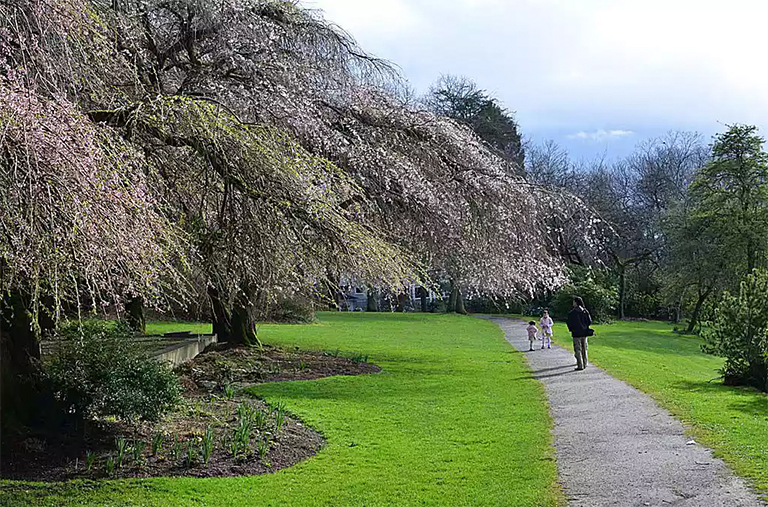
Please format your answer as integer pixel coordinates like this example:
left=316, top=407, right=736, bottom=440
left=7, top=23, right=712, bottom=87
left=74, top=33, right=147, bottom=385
left=303, top=0, right=768, bottom=161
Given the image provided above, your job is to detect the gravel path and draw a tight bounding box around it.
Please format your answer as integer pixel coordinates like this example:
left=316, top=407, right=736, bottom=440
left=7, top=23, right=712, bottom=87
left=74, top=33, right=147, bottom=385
left=487, top=317, right=765, bottom=507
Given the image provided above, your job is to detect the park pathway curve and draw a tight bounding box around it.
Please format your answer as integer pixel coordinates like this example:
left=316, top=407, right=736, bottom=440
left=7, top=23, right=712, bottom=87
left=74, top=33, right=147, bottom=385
left=486, top=317, right=765, bottom=507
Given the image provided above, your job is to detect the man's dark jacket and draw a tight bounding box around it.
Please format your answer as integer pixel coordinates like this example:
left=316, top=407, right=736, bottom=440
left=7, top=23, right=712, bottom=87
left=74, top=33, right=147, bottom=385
left=567, top=306, right=592, bottom=338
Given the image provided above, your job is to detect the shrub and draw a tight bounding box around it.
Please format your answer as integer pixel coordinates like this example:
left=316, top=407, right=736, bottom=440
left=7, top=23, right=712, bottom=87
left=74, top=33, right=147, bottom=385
left=551, top=268, right=617, bottom=322
left=702, top=270, right=768, bottom=392
left=46, top=320, right=181, bottom=422
left=463, top=296, right=522, bottom=314
left=266, top=296, right=315, bottom=323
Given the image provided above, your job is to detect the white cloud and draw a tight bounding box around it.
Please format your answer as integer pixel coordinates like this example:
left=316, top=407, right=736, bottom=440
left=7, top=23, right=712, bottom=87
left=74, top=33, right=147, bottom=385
left=302, top=0, right=423, bottom=39
left=303, top=0, right=768, bottom=155
left=567, top=130, right=634, bottom=142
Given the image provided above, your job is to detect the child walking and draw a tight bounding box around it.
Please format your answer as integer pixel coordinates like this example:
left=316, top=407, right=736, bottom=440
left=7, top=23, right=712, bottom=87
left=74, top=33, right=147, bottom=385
left=539, top=310, right=553, bottom=349
left=526, top=321, right=538, bottom=351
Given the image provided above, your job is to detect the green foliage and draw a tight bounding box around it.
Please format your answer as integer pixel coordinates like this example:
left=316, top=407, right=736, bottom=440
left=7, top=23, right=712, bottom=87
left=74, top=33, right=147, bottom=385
left=272, top=402, right=287, bottom=432
left=252, top=408, right=268, bottom=431
left=185, top=441, right=197, bottom=468
left=690, top=124, right=768, bottom=274
left=425, top=75, right=524, bottom=168
left=266, top=296, right=316, bottom=323
left=464, top=296, right=522, bottom=314
left=104, top=455, right=115, bottom=476
left=232, top=418, right=252, bottom=459
left=625, top=291, right=664, bottom=320
left=131, top=440, right=146, bottom=464
left=170, top=435, right=182, bottom=461
left=256, top=437, right=270, bottom=463
left=84, top=451, right=95, bottom=472
left=115, top=437, right=128, bottom=468
left=46, top=320, right=181, bottom=422
left=702, top=270, right=768, bottom=391
left=202, top=426, right=215, bottom=467
left=551, top=268, right=617, bottom=322
left=151, top=433, right=164, bottom=456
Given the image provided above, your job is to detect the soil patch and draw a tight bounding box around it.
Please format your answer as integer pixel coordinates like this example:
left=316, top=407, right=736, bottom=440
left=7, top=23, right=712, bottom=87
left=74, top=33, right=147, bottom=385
left=177, top=344, right=381, bottom=390
left=1, top=345, right=379, bottom=482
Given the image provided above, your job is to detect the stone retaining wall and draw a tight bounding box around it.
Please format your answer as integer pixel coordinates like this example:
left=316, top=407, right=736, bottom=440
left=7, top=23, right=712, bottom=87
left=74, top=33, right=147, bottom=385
left=152, top=334, right=218, bottom=367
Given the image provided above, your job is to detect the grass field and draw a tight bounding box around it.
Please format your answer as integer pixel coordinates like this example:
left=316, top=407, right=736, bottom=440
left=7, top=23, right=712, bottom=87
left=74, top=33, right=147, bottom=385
left=1, top=313, right=562, bottom=507
left=546, top=319, right=768, bottom=500
left=145, top=321, right=212, bottom=335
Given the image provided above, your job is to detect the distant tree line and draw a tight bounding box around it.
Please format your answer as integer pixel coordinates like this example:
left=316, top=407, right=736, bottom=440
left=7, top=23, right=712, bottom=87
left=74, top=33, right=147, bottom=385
left=526, top=125, right=768, bottom=391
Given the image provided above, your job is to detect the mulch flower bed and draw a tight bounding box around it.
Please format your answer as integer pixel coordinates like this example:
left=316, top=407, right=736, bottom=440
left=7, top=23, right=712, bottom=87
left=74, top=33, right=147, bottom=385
left=1, top=346, right=380, bottom=481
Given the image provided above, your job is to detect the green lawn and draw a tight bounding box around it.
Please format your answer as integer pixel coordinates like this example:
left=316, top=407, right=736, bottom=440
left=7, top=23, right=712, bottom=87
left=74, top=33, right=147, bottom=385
left=546, top=319, right=768, bottom=500
left=145, top=320, right=212, bottom=336
left=1, top=313, right=562, bottom=507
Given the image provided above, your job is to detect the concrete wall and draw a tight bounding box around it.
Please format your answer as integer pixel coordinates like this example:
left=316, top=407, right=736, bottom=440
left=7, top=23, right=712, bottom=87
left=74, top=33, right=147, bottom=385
left=152, top=334, right=217, bottom=367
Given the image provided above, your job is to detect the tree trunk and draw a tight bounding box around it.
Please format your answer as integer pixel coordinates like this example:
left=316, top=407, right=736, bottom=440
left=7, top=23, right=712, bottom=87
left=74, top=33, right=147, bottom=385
left=686, top=287, right=711, bottom=333
left=675, top=292, right=685, bottom=324
left=366, top=290, right=379, bottom=312
left=618, top=265, right=626, bottom=320
left=447, top=282, right=467, bottom=314
left=455, top=287, right=467, bottom=315
left=419, top=287, right=428, bottom=313
left=1, top=289, right=46, bottom=431
left=208, top=285, right=231, bottom=342
left=1, top=289, right=41, bottom=375
left=447, top=282, right=457, bottom=313
left=125, top=295, right=146, bottom=335
left=230, top=301, right=261, bottom=347
left=395, top=293, right=408, bottom=312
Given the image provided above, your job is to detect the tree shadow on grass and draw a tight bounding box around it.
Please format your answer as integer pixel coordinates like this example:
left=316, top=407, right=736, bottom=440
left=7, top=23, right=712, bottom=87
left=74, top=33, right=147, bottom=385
left=511, top=364, right=575, bottom=381
left=587, top=336, right=711, bottom=358
left=673, top=380, right=768, bottom=417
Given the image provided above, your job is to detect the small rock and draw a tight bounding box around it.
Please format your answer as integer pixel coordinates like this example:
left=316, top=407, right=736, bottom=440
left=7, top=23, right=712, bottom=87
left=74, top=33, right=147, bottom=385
left=199, top=380, right=217, bottom=391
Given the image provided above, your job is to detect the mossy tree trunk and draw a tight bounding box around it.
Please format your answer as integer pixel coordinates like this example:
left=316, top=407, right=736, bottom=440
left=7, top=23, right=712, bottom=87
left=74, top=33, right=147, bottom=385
left=454, top=286, right=467, bottom=315
left=230, top=303, right=261, bottom=347
left=208, top=285, right=231, bottom=342
left=447, top=281, right=467, bottom=314
left=686, top=286, right=712, bottom=333
left=125, top=295, right=146, bottom=335
left=1, top=289, right=47, bottom=431
left=419, top=287, right=428, bottom=313
left=447, top=282, right=457, bottom=313
left=366, top=289, right=379, bottom=312
left=395, top=293, right=408, bottom=312
left=208, top=285, right=262, bottom=347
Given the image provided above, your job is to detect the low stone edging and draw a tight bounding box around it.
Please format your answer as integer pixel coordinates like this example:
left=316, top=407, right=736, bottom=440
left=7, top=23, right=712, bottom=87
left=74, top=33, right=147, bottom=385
left=152, top=334, right=218, bottom=367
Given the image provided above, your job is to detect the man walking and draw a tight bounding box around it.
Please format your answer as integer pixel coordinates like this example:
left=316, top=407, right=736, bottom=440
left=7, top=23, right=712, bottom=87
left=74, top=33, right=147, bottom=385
left=567, top=297, right=592, bottom=371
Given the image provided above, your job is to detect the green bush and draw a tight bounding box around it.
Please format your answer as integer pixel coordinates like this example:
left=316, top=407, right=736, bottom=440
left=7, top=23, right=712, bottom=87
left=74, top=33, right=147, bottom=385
left=551, top=268, right=618, bottom=322
left=267, top=296, right=316, bottom=323
left=47, top=320, right=181, bottom=422
left=702, top=270, right=768, bottom=392
left=463, top=296, right=522, bottom=314
left=626, top=292, right=663, bottom=319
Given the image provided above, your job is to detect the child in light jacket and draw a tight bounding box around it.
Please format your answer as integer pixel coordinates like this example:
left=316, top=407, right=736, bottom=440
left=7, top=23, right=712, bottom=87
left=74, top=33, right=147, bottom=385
left=526, top=321, right=538, bottom=351
left=539, top=310, right=553, bottom=349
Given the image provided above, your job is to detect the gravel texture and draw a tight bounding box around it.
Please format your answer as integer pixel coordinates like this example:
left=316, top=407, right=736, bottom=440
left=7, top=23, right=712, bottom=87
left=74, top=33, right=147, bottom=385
left=487, top=317, right=765, bottom=507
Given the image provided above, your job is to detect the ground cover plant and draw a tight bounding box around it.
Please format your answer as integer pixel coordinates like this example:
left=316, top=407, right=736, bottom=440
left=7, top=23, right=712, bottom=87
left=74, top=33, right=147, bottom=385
left=545, top=319, right=768, bottom=500
left=2, top=321, right=380, bottom=483
left=0, top=313, right=561, bottom=507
